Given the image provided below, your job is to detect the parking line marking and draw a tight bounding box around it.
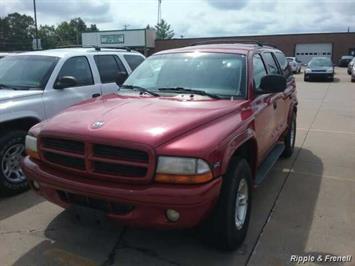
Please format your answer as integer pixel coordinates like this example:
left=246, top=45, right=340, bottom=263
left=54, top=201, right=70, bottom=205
left=44, top=248, right=97, bottom=266
left=297, top=128, right=355, bottom=135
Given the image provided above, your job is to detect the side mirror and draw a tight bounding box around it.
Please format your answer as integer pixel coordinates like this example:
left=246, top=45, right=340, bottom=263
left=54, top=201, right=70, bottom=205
left=54, top=76, right=77, bottom=89
left=259, top=74, right=287, bottom=93
left=115, top=72, right=128, bottom=86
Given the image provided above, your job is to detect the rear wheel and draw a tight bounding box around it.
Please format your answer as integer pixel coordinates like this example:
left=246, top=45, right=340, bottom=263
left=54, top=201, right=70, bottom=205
left=282, top=112, right=296, bottom=158
left=0, top=131, right=28, bottom=195
left=200, top=157, right=252, bottom=250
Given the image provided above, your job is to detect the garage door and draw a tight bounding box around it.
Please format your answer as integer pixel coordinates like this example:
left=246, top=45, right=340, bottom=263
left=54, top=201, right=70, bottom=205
left=295, top=43, right=332, bottom=64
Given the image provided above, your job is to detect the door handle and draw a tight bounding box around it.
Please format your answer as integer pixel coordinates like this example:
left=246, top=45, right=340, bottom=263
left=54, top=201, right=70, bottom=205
left=92, top=93, right=101, bottom=98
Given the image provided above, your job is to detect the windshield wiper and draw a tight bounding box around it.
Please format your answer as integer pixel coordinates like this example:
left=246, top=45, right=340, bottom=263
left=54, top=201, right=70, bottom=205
left=0, top=84, right=13, bottom=89
left=157, top=87, right=220, bottom=99
left=0, top=84, right=34, bottom=90
left=120, top=85, right=160, bottom=97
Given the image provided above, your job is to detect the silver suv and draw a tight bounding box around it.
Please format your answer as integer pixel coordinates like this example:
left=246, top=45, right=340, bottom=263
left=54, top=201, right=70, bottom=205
left=0, top=47, right=145, bottom=194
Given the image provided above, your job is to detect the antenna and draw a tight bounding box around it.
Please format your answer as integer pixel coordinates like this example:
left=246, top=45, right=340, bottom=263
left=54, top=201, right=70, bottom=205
left=157, top=0, right=162, bottom=24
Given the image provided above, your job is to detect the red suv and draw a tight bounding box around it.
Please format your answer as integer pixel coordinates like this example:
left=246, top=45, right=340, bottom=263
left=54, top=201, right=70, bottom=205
left=22, top=43, right=297, bottom=250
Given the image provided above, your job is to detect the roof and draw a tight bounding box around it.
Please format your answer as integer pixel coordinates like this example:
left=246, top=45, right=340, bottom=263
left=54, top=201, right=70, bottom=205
left=17, top=47, right=141, bottom=58
left=155, top=43, right=277, bottom=55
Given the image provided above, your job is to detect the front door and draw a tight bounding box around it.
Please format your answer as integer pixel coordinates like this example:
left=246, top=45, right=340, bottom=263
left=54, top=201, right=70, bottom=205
left=252, top=54, right=276, bottom=162
left=43, top=56, right=102, bottom=118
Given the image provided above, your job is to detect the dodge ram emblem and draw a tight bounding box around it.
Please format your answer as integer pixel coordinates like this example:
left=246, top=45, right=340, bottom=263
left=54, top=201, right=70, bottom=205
left=91, top=121, right=104, bottom=129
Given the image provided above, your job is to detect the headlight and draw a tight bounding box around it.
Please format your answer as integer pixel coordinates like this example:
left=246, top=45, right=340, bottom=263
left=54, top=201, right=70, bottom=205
left=155, top=156, right=213, bottom=184
left=305, top=68, right=312, bottom=73
left=326, top=67, right=334, bottom=73
left=25, top=135, right=40, bottom=160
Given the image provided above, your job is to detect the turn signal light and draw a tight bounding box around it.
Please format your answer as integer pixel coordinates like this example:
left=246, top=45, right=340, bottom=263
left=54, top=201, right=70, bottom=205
left=155, top=172, right=213, bottom=184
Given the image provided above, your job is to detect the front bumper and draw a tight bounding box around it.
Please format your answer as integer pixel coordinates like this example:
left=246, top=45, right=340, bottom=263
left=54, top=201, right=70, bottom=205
left=22, top=157, right=222, bottom=229
left=304, top=72, right=334, bottom=80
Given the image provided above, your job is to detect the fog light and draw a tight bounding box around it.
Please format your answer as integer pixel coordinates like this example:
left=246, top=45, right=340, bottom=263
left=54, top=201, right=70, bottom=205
left=32, top=180, right=40, bottom=190
left=166, top=209, right=180, bottom=222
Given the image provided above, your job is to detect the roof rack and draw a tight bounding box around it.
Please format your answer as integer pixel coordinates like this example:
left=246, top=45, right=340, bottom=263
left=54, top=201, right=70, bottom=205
left=55, top=45, right=82, bottom=48
left=190, top=40, right=277, bottom=48
left=92, top=46, right=132, bottom=52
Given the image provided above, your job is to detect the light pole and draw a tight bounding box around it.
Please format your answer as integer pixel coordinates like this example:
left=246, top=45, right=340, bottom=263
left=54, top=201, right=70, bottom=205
left=33, top=0, right=39, bottom=50
left=157, top=0, right=162, bottom=25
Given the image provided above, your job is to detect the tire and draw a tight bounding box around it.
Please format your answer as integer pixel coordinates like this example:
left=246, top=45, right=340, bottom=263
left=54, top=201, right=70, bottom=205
left=282, top=112, right=296, bottom=158
left=352, top=79, right=355, bottom=83
left=304, top=75, right=307, bottom=81
left=0, top=131, right=28, bottom=195
left=200, top=157, right=252, bottom=250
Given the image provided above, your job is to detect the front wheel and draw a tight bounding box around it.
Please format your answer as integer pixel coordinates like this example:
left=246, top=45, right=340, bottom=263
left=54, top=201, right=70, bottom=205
left=200, top=157, right=252, bottom=250
left=0, top=131, right=28, bottom=195
left=282, top=112, right=296, bottom=158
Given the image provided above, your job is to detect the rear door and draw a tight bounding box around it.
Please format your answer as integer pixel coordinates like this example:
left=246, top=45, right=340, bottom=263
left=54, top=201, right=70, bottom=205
left=94, top=54, right=128, bottom=95
left=123, top=54, right=145, bottom=71
left=261, top=52, right=288, bottom=143
left=43, top=56, right=101, bottom=118
left=274, top=51, right=295, bottom=138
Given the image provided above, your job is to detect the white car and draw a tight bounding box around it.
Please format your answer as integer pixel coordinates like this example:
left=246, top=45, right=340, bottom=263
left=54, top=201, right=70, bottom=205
left=287, top=57, right=302, bottom=73
left=0, top=47, right=145, bottom=194
left=351, top=64, right=355, bottom=82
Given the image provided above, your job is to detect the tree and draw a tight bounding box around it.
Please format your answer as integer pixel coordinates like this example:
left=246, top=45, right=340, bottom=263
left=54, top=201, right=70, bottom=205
left=0, top=13, right=99, bottom=50
left=56, top=18, right=99, bottom=47
left=88, top=24, right=98, bottom=32
left=155, top=19, right=174, bottom=39
left=2, top=13, right=34, bottom=50
left=38, top=25, right=57, bottom=49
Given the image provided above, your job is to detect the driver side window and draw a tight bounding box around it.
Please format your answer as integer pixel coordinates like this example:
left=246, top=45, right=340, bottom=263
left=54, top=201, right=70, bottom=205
left=57, top=56, right=93, bottom=87
left=253, top=54, right=267, bottom=89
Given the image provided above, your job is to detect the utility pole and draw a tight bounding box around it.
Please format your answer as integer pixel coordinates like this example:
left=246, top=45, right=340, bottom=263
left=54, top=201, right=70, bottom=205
left=157, top=0, right=162, bottom=25
left=33, top=0, right=39, bottom=50
left=123, top=24, right=130, bottom=30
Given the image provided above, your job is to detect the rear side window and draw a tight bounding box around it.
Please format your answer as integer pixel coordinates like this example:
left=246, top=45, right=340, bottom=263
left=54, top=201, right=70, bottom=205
left=94, top=55, right=127, bottom=84
left=262, top=52, right=280, bottom=75
left=275, top=51, right=292, bottom=78
left=275, top=52, right=288, bottom=70
left=124, top=55, right=145, bottom=71
left=253, top=54, right=267, bottom=89
left=57, top=56, right=93, bottom=86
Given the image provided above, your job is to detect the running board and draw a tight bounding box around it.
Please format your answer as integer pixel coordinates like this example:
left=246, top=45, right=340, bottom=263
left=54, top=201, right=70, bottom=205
left=255, top=144, right=285, bottom=186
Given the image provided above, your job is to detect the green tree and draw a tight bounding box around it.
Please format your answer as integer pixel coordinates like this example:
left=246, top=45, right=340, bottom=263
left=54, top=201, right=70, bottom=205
left=38, top=25, right=57, bottom=49
left=2, top=13, right=34, bottom=50
left=155, top=19, right=174, bottom=39
left=56, top=18, right=98, bottom=47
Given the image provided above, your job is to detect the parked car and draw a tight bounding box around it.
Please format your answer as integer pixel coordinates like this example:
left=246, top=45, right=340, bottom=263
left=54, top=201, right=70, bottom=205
left=338, top=55, right=353, bottom=67
left=347, top=58, right=355, bottom=75
left=351, top=64, right=355, bottom=82
left=304, top=57, right=334, bottom=81
left=22, top=43, right=297, bottom=250
left=287, top=57, right=302, bottom=73
left=0, top=47, right=145, bottom=194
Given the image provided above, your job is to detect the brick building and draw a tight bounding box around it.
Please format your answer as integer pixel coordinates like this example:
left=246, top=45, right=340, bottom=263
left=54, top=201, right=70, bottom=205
left=155, top=32, right=355, bottom=64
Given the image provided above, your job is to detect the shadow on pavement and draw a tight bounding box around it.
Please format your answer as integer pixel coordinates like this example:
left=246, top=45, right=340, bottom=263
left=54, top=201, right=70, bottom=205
left=0, top=191, right=44, bottom=221
left=248, top=148, right=324, bottom=266
left=11, top=148, right=323, bottom=266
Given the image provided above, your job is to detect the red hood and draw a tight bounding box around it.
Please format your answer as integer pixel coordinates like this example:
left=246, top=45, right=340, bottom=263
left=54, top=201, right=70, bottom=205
left=41, top=94, right=246, bottom=147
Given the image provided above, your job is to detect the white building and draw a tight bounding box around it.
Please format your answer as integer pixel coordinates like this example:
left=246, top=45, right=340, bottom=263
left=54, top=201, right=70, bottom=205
left=82, top=28, right=156, bottom=55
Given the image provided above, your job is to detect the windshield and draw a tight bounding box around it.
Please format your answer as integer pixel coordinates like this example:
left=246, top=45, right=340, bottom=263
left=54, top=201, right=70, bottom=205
left=0, top=55, right=59, bottom=89
left=309, top=57, right=332, bottom=67
left=123, top=52, right=247, bottom=98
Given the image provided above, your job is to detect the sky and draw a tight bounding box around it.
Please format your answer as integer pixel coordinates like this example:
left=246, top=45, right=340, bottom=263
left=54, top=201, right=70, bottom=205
left=1, top=0, right=355, bottom=38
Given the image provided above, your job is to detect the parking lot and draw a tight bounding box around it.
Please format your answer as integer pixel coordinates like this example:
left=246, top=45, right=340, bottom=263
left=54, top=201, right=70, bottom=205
left=0, top=67, right=354, bottom=266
